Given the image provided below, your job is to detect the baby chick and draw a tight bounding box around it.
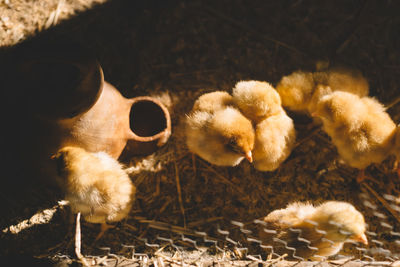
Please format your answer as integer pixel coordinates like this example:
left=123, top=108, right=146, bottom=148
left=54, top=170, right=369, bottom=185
left=313, top=91, right=396, bottom=182
left=276, top=67, right=369, bottom=114
left=259, top=201, right=367, bottom=260
left=52, top=146, right=136, bottom=240
left=307, top=84, right=335, bottom=115
left=252, top=107, right=296, bottom=171
left=276, top=70, right=315, bottom=112
left=232, top=80, right=282, bottom=123
left=313, top=67, right=369, bottom=98
left=192, top=91, right=234, bottom=113
left=186, top=93, right=255, bottom=166
left=308, top=67, right=369, bottom=113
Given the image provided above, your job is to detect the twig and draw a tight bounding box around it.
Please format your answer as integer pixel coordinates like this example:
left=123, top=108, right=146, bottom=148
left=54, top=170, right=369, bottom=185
left=335, top=0, right=368, bottom=55
left=198, top=160, right=245, bottom=194
left=153, top=175, right=161, bottom=198
left=159, top=197, right=173, bottom=214
left=75, top=212, right=90, bottom=267
left=327, top=257, right=354, bottom=266
left=169, top=68, right=223, bottom=78
left=361, top=182, right=400, bottom=225
left=2, top=200, right=69, bottom=234
left=203, top=6, right=307, bottom=57
left=174, top=151, right=191, bottom=162
left=191, top=153, right=197, bottom=179
left=174, top=158, right=186, bottom=228
left=386, top=96, right=400, bottom=109
left=144, top=220, right=185, bottom=234
left=292, top=127, right=321, bottom=150
left=265, top=253, right=288, bottom=267
left=154, top=251, right=183, bottom=266
left=125, top=224, right=138, bottom=232
left=137, top=218, right=224, bottom=242
left=187, top=217, right=224, bottom=228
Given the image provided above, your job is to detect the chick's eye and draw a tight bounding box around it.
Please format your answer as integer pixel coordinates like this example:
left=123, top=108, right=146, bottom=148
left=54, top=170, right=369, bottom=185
left=226, top=139, right=241, bottom=153
left=54, top=154, right=67, bottom=176
left=323, top=102, right=336, bottom=118
left=338, top=228, right=352, bottom=236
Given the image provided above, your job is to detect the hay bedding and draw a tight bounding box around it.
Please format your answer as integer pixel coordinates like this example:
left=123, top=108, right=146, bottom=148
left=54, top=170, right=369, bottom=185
left=1, top=0, right=400, bottom=265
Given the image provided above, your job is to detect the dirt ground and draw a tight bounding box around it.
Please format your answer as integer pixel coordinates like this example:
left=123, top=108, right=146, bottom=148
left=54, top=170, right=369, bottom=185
left=1, top=0, right=400, bottom=266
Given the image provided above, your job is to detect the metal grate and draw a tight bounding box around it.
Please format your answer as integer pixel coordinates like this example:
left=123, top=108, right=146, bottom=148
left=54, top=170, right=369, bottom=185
left=52, top=190, right=400, bottom=266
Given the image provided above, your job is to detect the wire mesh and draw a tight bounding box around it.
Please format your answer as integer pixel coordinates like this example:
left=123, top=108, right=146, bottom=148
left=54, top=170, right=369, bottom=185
left=47, top=189, right=400, bottom=266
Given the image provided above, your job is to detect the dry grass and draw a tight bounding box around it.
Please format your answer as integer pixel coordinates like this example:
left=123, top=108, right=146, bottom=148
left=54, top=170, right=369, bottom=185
left=0, top=0, right=107, bottom=45
left=1, top=0, right=400, bottom=266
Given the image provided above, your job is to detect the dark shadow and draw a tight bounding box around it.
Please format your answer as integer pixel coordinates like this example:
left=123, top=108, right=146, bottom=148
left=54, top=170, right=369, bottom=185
left=0, top=0, right=180, bottom=255
left=0, top=0, right=399, bottom=259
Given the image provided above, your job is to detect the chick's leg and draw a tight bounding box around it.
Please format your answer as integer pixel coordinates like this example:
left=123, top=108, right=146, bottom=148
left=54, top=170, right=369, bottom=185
left=356, top=169, right=379, bottom=184
left=94, top=223, right=114, bottom=241
left=395, top=160, right=400, bottom=179
left=356, top=169, right=366, bottom=183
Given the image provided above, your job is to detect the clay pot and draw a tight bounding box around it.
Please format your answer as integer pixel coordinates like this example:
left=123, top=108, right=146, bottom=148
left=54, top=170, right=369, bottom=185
left=13, top=41, right=171, bottom=182
left=58, top=80, right=171, bottom=159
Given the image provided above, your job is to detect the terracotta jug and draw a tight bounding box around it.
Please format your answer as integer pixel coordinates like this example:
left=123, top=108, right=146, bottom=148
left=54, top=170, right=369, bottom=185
left=12, top=41, right=171, bottom=182
left=57, top=75, right=172, bottom=158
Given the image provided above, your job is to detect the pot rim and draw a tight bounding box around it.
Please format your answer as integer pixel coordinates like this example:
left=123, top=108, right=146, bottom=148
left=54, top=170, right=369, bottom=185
left=126, top=96, right=171, bottom=142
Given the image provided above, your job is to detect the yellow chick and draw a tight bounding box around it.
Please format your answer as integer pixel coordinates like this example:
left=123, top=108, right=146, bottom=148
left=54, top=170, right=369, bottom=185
left=276, top=70, right=315, bottom=112
left=276, top=67, right=369, bottom=114
left=313, top=91, right=396, bottom=182
left=186, top=97, right=255, bottom=166
left=252, top=107, right=296, bottom=171
left=259, top=201, right=368, bottom=260
left=232, top=80, right=282, bottom=123
left=192, top=91, right=234, bottom=113
left=313, top=67, right=369, bottom=98
left=52, top=146, right=136, bottom=239
left=308, top=67, right=369, bottom=112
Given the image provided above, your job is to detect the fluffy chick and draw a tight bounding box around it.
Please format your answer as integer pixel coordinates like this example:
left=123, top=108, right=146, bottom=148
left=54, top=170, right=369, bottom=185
left=192, top=91, right=234, bottom=113
left=52, top=146, right=136, bottom=239
left=276, top=67, right=369, bottom=114
left=232, top=80, right=282, bottom=123
left=308, top=67, right=369, bottom=112
left=313, top=91, right=396, bottom=182
left=276, top=70, right=315, bottom=112
left=259, top=201, right=367, bottom=260
left=186, top=101, right=255, bottom=166
left=314, top=67, right=369, bottom=98
left=252, top=107, right=296, bottom=171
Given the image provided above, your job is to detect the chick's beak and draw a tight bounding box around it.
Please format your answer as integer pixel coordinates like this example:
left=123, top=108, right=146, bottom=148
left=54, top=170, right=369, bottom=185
left=245, top=151, right=253, bottom=163
left=353, top=233, right=368, bottom=245
left=311, top=112, right=319, bottom=118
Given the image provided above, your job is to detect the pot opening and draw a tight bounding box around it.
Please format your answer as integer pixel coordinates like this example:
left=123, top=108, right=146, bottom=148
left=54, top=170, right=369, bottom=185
left=129, top=100, right=167, bottom=138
